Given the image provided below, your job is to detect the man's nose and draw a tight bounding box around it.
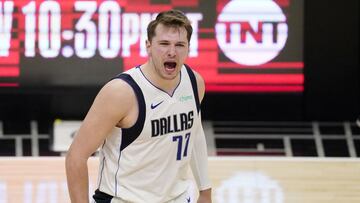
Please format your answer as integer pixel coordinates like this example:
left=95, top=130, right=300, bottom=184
left=167, top=45, right=176, bottom=57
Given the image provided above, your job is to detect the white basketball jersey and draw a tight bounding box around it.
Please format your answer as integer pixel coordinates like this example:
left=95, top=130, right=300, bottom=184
left=95, top=65, right=201, bottom=203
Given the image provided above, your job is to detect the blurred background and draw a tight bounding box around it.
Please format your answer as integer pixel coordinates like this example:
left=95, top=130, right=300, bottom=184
left=0, top=0, right=359, bottom=202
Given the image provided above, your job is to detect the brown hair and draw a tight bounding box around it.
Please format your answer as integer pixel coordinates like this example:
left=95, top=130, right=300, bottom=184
left=147, top=9, right=193, bottom=43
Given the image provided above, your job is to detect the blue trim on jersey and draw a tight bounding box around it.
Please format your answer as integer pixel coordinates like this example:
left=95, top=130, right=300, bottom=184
left=115, top=73, right=146, bottom=151
left=137, top=65, right=182, bottom=97
left=98, top=157, right=106, bottom=189
left=184, top=64, right=201, bottom=114
left=112, top=73, right=146, bottom=196
left=98, top=141, right=107, bottom=190
left=114, top=151, right=121, bottom=196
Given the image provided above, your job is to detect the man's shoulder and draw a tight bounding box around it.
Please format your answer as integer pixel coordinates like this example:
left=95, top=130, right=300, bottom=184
left=100, top=78, right=136, bottom=101
left=183, top=64, right=204, bottom=82
left=183, top=64, right=205, bottom=102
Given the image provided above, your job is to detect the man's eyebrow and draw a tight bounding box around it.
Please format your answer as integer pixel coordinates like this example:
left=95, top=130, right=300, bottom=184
left=156, top=40, right=187, bottom=44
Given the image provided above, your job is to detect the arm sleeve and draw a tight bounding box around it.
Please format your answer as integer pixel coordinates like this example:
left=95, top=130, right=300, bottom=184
left=190, top=113, right=212, bottom=190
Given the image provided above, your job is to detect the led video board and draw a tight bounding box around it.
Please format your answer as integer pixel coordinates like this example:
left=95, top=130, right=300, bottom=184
left=0, top=0, right=303, bottom=92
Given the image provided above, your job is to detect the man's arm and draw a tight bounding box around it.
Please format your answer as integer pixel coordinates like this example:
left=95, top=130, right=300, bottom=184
left=65, top=79, right=136, bottom=203
left=190, top=71, right=212, bottom=203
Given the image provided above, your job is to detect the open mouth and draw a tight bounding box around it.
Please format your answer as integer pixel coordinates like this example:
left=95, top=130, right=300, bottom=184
left=164, top=62, right=177, bottom=70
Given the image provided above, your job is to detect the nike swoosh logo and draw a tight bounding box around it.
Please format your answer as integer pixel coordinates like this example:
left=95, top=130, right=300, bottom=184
left=151, top=101, right=164, bottom=109
left=186, top=197, right=191, bottom=203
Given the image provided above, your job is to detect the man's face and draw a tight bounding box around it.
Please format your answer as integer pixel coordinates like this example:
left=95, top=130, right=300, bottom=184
left=146, top=23, right=189, bottom=80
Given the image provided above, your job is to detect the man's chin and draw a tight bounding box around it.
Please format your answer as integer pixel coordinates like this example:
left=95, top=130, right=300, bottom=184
left=161, top=73, right=178, bottom=81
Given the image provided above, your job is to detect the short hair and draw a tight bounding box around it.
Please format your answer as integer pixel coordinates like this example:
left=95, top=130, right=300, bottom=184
left=147, top=9, right=193, bottom=43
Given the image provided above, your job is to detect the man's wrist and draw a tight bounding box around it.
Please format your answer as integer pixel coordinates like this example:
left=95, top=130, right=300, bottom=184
left=198, top=188, right=212, bottom=201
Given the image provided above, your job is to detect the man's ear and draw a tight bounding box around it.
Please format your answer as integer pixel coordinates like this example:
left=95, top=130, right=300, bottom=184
left=187, top=42, right=190, bottom=56
left=146, top=40, right=151, bottom=56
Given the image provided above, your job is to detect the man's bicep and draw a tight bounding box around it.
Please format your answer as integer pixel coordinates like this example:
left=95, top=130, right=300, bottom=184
left=69, top=80, right=134, bottom=158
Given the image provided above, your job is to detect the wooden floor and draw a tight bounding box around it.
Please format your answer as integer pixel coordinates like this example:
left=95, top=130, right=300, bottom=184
left=0, top=157, right=360, bottom=203
left=208, top=157, right=360, bottom=203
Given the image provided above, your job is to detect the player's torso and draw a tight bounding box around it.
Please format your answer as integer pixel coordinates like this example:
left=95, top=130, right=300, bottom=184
left=129, top=65, right=198, bottom=159
left=97, top=66, right=200, bottom=202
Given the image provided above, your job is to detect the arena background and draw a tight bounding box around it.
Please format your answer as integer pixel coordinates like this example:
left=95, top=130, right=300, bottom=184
left=0, top=0, right=358, bottom=122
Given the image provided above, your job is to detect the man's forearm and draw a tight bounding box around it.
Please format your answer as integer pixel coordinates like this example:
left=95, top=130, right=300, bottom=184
left=66, top=155, right=90, bottom=203
left=190, top=123, right=211, bottom=190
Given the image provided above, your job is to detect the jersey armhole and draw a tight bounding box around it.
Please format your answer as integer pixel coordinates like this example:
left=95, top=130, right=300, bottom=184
left=184, top=64, right=201, bottom=114
left=113, top=74, right=146, bottom=151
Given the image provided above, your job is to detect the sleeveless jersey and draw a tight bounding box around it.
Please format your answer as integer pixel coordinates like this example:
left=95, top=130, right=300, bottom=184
left=95, top=65, right=201, bottom=203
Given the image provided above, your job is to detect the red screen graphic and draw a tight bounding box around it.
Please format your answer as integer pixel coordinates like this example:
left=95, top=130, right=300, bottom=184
left=0, top=0, right=303, bottom=92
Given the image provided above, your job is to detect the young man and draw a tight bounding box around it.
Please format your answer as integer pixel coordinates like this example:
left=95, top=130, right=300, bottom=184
left=66, top=10, right=212, bottom=203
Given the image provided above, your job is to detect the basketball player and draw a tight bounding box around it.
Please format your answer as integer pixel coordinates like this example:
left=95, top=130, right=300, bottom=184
left=65, top=10, right=212, bottom=203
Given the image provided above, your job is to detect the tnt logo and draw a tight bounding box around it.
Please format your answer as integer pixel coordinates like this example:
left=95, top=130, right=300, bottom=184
left=216, top=0, right=288, bottom=66
left=215, top=172, right=284, bottom=203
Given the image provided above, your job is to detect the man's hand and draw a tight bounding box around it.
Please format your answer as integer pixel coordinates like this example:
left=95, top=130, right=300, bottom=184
left=197, top=188, right=212, bottom=203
